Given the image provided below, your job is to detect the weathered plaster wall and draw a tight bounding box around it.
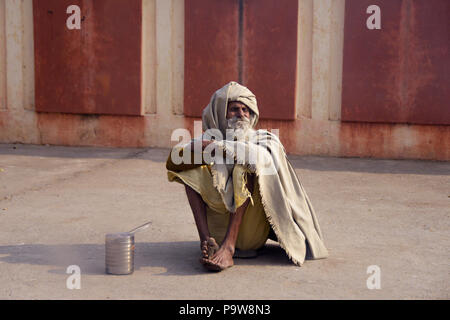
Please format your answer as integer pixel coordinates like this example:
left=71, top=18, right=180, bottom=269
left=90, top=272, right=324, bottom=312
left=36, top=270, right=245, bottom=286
left=0, top=0, right=448, bottom=160
left=0, top=0, right=39, bottom=144
left=0, top=0, right=6, bottom=111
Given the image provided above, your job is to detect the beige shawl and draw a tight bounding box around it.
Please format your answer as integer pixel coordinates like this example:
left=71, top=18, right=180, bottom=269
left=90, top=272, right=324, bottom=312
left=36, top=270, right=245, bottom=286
left=198, top=82, right=328, bottom=265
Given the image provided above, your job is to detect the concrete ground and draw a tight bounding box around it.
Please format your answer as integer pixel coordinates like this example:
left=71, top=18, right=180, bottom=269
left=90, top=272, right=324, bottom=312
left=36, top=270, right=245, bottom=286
left=0, top=143, right=448, bottom=300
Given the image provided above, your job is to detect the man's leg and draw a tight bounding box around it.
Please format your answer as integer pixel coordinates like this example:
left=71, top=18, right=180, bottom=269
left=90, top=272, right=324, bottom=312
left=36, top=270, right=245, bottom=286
left=201, top=174, right=255, bottom=271
left=184, top=184, right=209, bottom=242
left=184, top=184, right=219, bottom=261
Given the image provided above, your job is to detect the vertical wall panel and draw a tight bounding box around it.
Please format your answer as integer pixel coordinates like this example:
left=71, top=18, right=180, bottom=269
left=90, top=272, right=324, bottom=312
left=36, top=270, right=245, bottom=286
left=0, top=0, right=5, bottom=110
left=342, top=0, right=402, bottom=123
left=243, top=0, right=298, bottom=120
left=184, top=0, right=239, bottom=117
left=406, top=0, right=450, bottom=124
left=142, top=0, right=156, bottom=115
left=296, top=0, right=313, bottom=119
left=342, top=0, right=450, bottom=125
left=171, top=0, right=185, bottom=116
left=23, top=0, right=36, bottom=111
left=34, top=0, right=142, bottom=116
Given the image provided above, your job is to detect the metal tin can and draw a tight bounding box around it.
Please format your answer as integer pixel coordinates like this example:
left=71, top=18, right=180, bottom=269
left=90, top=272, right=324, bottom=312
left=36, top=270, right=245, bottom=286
left=105, top=232, right=135, bottom=275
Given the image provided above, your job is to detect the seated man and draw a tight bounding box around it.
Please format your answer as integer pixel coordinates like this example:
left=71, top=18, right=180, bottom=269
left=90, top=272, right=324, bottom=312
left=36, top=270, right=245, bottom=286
left=167, top=82, right=328, bottom=271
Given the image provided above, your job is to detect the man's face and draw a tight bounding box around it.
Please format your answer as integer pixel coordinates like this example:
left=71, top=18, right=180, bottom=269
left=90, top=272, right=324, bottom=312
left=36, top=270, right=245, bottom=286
left=226, top=101, right=250, bottom=120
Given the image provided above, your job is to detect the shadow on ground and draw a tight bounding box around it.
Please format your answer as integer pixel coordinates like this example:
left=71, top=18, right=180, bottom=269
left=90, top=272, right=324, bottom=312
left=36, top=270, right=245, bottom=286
left=0, top=241, right=291, bottom=276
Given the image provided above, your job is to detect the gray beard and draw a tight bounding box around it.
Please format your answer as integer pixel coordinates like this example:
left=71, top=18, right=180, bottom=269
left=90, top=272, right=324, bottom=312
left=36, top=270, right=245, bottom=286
left=226, top=117, right=254, bottom=141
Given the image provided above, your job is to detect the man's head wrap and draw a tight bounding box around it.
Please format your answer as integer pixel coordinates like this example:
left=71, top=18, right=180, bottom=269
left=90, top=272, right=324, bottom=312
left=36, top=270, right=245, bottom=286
left=202, top=82, right=259, bottom=138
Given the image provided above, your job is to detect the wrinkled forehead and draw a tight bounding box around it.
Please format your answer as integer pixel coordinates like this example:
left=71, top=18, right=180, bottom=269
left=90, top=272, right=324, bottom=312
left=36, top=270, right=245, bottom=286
left=227, top=100, right=252, bottom=112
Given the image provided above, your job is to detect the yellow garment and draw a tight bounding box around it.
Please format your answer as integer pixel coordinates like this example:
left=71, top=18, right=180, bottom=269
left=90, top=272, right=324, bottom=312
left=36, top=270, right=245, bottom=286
left=168, top=165, right=270, bottom=251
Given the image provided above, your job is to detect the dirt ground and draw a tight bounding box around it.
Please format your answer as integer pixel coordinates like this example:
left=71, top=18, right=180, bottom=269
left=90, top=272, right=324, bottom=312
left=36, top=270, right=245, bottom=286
left=0, top=143, right=448, bottom=299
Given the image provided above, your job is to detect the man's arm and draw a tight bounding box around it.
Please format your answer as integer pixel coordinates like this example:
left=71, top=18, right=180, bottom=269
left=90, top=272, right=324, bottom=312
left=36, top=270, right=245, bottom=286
left=166, top=140, right=223, bottom=172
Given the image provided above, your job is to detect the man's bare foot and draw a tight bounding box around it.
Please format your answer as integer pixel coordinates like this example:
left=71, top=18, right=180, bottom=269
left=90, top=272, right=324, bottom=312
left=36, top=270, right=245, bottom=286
left=199, top=237, right=219, bottom=262
left=201, top=246, right=234, bottom=272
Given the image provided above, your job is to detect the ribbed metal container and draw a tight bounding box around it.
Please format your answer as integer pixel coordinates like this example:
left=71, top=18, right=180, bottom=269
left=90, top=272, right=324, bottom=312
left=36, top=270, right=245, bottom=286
left=105, top=232, right=135, bottom=275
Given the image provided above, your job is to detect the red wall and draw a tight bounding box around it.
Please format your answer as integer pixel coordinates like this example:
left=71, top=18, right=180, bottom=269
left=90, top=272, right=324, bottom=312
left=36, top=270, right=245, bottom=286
left=184, top=0, right=239, bottom=118
left=184, top=0, right=298, bottom=120
left=342, top=0, right=450, bottom=125
left=33, top=0, right=142, bottom=116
